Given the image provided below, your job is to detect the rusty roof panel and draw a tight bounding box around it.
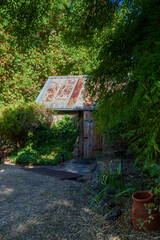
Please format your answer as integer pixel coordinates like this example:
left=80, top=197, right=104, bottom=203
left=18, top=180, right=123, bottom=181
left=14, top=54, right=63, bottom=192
left=36, top=75, right=93, bottom=110
left=66, top=77, right=84, bottom=108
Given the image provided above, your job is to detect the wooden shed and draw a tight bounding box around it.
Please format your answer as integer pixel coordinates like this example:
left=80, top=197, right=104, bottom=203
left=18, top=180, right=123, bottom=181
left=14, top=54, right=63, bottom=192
left=36, top=75, right=103, bottom=159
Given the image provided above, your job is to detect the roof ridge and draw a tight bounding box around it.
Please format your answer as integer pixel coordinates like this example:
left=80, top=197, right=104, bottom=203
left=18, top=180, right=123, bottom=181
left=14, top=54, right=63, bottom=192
left=48, top=75, right=87, bottom=79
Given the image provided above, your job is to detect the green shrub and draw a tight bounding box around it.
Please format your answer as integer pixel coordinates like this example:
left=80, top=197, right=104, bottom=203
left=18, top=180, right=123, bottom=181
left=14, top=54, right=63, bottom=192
left=0, top=102, right=78, bottom=165
left=11, top=144, right=60, bottom=165
left=10, top=114, right=78, bottom=165
left=31, top=114, right=78, bottom=153
left=0, top=102, right=44, bottom=147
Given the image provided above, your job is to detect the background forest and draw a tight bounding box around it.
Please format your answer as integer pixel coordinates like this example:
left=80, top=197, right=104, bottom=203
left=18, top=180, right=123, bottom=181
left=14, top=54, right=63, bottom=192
left=0, top=0, right=160, bottom=192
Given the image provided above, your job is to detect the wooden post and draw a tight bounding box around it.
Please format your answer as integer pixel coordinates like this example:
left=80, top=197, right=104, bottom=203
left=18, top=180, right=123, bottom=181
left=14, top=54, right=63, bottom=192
left=79, top=111, right=84, bottom=158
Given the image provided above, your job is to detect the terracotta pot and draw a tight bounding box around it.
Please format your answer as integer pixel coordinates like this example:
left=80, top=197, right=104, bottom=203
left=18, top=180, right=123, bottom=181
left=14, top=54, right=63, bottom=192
left=132, top=191, right=160, bottom=230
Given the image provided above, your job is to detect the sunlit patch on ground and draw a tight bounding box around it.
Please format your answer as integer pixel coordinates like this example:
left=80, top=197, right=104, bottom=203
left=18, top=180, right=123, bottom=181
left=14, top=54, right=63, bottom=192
left=0, top=186, right=14, bottom=196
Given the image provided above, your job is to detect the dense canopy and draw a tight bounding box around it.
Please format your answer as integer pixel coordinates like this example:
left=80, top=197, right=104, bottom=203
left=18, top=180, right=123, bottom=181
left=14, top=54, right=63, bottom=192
left=0, top=0, right=160, bottom=191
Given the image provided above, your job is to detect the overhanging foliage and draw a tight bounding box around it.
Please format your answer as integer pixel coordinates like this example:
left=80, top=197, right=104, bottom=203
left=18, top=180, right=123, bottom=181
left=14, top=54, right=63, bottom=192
left=64, top=0, right=160, bottom=178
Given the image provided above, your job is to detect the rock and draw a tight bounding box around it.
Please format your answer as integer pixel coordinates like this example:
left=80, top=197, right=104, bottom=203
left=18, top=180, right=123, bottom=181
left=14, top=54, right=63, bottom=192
left=90, top=161, right=97, bottom=172
left=106, top=209, right=122, bottom=221
left=77, top=177, right=90, bottom=183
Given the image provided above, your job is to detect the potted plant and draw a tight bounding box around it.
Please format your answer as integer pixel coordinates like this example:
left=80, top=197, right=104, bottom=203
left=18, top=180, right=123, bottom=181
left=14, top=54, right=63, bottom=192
left=132, top=191, right=160, bottom=230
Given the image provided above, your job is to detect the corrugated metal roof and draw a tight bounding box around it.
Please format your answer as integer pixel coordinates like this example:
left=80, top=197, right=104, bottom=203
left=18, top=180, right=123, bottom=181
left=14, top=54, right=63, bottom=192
left=36, top=75, right=94, bottom=110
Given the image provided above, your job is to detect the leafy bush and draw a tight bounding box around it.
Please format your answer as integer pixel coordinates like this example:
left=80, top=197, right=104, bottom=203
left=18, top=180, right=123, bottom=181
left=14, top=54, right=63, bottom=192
left=0, top=102, right=44, bottom=147
left=11, top=144, right=60, bottom=166
left=31, top=114, right=78, bottom=152
left=0, top=103, right=78, bottom=165
left=10, top=114, right=78, bottom=165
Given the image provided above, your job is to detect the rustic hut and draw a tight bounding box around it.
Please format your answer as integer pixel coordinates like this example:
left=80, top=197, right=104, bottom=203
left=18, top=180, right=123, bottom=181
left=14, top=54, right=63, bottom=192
left=36, top=75, right=103, bottom=159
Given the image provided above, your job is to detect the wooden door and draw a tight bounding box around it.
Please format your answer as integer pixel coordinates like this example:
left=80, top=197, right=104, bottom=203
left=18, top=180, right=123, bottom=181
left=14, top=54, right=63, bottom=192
left=83, top=111, right=103, bottom=159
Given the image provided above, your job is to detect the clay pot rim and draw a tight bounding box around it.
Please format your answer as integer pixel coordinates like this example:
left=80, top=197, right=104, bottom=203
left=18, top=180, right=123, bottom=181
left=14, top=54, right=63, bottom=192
left=132, top=191, right=153, bottom=203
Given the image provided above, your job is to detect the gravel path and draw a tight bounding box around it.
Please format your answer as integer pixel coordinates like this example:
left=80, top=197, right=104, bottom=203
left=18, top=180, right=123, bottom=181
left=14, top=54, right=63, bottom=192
left=0, top=163, right=99, bottom=240
left=1, top=163, right=159, bottom=240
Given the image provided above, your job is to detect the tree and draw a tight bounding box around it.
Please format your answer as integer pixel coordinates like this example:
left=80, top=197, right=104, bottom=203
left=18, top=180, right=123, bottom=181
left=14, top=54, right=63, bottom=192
left=0, top=21, right=93, bottom=106
left=0, top=0, right=53, bottom=47
left=0, top=1, right=95, bottom=106
left=65, top=0, right=160, bottom=172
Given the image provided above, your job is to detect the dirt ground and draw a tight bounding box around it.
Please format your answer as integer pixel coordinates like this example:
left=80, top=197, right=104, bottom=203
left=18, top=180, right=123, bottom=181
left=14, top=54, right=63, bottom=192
left=0, top=163, right=160, bottom=240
